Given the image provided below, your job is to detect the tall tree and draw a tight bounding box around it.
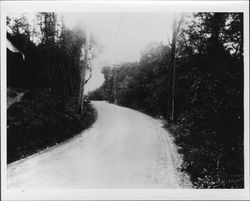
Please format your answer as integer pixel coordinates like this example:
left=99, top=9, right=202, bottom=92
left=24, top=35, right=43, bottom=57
left=78, top=29, right=91, bottom=114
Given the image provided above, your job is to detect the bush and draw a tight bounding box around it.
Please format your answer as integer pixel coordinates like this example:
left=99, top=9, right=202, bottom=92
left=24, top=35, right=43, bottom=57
left=165, top=122, right=244, bottom=188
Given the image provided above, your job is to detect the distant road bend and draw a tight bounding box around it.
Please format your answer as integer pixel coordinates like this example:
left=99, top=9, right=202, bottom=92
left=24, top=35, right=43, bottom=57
left=8, top=101, right=192, bottom=188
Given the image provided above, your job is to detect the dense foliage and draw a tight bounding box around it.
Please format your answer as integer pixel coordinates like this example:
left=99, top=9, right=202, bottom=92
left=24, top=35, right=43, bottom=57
left=89, top=13, right=244, bottom=188
left=7, top=90, right=96, bottom=164
left=7, top=13, right=97, bottom=98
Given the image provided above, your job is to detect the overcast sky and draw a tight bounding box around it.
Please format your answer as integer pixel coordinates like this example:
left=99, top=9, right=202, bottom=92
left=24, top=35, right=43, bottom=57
left=63, top=13, right=175, bottom=93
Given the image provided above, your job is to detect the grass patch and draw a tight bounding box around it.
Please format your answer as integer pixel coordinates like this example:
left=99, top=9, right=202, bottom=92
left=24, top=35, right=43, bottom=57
left=7, top=89, right=96, bottom=164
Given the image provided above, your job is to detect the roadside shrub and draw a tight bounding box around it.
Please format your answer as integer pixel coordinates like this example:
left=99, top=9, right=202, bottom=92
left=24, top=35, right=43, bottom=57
left=165, top=122, right=244, bottom=188
left=88, top=87, right=105, bottom=100
left=7, top=89, right=96, bottom=164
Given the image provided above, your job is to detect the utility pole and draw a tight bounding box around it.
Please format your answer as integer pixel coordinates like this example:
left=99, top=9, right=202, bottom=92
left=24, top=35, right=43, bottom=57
left=170, top=14, right=177, bottom=123
left=170, top=13, right=185, bottom=123
left=113, top=64, right=120, bottom=105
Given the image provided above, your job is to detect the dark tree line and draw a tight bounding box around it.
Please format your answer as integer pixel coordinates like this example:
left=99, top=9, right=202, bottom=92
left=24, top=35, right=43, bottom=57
left=89, top=12, right=244, bottom=188
left=7, top=13, right=98, bottom=163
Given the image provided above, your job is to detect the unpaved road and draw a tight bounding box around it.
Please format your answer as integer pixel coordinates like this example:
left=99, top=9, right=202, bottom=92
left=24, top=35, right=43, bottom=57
left=8, top=101, right=191, bottom=188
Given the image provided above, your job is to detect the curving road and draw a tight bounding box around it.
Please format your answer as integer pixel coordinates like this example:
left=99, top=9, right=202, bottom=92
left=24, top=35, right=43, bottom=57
left=7, top=101, right=192, bottom=188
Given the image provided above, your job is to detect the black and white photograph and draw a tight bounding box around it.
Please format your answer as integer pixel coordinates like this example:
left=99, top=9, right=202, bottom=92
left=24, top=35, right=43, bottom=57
left=1, top=0, right=249, bottom=200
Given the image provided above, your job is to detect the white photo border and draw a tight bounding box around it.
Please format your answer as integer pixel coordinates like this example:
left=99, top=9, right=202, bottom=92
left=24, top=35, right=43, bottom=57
left=1, top=0, right=249, bottom=200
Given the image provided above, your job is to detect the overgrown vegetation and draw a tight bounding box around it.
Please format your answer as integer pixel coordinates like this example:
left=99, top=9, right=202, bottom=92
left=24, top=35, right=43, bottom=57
left=7, top=90, right=96, bottom=164
left=89, top=13, right=244, bottom=188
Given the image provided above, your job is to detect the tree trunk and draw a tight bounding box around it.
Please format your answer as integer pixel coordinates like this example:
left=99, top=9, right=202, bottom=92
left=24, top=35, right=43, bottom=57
left=78, top=29, right=90, bottom=114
